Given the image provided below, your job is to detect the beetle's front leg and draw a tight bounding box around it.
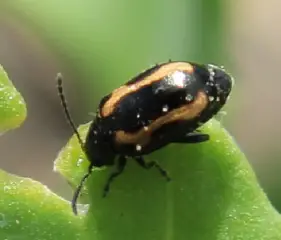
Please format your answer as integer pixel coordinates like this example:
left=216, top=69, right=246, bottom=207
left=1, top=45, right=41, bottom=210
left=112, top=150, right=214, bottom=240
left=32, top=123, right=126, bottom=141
left=103, top=155, right=127, bottom=197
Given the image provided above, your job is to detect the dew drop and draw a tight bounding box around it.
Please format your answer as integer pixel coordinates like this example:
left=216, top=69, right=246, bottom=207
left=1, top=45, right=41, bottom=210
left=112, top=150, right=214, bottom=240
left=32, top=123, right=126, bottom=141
left=76, top=158, right=84, bottom=167
left=3, top=185, right=10, bottom=192
left=0, top=213, right=7, bottom=228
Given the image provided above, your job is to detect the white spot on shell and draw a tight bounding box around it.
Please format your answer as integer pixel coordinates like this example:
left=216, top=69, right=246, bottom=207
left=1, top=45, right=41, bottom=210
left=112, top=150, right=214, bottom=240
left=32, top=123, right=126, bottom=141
left=162, top=105, right=169, bottom=112
left=93, top=131, right=98, bottom=135
left=208, top=96, right=215, bottom=102
left=136, top=113, right=140, bottom=118
left=216, top=97, right=220, bottom=102
left=185, top=94, right=193, bottom=102
left=207, top=64, right=216, bottom=82
left=136, top=144, right=142, bottom=151
left=144, top=126, right=149, bottom=131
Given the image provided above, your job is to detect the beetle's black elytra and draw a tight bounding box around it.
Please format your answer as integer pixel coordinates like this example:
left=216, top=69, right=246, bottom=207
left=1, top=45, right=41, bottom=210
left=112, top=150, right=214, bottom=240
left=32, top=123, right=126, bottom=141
left=101, top=62, right=194, bottom=117
left=114, top=90, right=208, bottom=146
left=56, top=61, right=233, bottom=215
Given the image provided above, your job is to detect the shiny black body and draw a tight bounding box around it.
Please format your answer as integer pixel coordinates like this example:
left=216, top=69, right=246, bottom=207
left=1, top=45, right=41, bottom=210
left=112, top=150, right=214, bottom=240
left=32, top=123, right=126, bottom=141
left=85, top=62, right=232, bottom=165
left=58, top=61, right=233, bottom=214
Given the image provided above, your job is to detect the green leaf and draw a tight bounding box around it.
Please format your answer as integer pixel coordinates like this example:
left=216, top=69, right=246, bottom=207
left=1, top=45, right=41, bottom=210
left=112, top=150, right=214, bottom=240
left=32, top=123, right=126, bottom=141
left=55, top=119, right=281, bottom=240
left=54, top=123, right=92, bottom=202
left=2, top=1, right=279, bottom=239
left=0, top=169, right=85, bottom=240
left=0, top=65, right=27, bottom=133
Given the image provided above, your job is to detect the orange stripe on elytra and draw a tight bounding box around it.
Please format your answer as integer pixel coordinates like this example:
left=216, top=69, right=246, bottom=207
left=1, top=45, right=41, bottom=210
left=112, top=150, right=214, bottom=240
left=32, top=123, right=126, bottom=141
left=101, top=62, right=194, bottom=117
left=115, top=90, right=208, bottom=146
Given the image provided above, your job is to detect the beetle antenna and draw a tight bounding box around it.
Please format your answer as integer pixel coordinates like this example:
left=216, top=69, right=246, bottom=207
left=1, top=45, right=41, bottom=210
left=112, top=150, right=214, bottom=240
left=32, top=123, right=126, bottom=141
left=56, top=73, right=85, bottom=150
left=56, top=73, right=93, bottom=215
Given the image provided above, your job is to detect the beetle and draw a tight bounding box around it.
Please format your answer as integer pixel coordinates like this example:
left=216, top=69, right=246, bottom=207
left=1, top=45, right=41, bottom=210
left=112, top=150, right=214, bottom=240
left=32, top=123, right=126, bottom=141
left=56, top=61, right=233, bottom=214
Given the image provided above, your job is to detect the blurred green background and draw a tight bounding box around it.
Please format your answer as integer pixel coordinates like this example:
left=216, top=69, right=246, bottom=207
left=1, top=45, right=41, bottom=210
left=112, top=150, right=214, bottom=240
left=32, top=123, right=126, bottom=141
left=0, top=0, right=280, bottom=212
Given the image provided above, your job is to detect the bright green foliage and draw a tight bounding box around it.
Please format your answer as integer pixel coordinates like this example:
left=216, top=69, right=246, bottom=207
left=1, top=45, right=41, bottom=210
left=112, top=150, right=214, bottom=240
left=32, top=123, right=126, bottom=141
left=54, top=123, right=91, bottom=201
left=1, top=1, right=280, bottom=239
left=0, top=74, right=280, bottom=239
left=0, top=65, right=26, bottom=133
left=53, top=119, right=281, bottom=240
left=0, top=170, right=84, bottom=240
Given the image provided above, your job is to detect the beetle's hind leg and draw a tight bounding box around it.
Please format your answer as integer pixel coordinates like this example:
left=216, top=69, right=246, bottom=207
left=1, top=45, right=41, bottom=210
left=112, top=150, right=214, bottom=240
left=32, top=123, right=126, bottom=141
left=103, top=156, right=127, bottom=197
left=133, top=156, right=171, bottom=181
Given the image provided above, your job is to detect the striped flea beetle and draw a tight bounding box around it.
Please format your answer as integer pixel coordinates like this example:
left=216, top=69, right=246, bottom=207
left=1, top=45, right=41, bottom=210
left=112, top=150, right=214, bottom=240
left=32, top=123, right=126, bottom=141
left=57, top=61, right=233, bottom=214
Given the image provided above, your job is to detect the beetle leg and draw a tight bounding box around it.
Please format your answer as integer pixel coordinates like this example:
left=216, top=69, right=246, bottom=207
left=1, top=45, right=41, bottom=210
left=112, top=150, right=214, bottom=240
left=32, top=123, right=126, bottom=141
left=173, top=132, right=209, bottom=143
left=133, top=156, right=171, bottom=181
left=103, top=156, right=127, bottom=197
